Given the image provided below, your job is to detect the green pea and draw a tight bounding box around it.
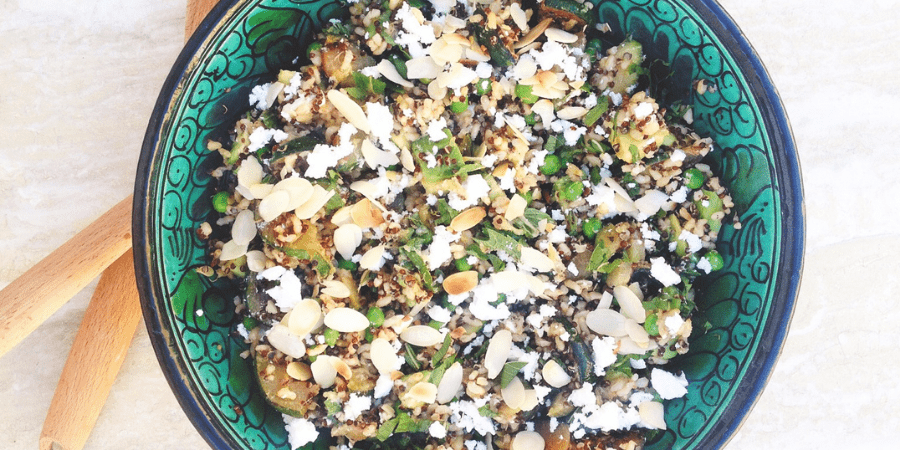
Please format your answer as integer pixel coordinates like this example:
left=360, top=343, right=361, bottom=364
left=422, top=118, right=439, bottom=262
left=562, top=180, right=585, bottom=201
left=540, top=154, right=563, bottom=176
left=644, top=314, right=660, bottom=336
left=454, top=258, right=472, bottom=272
left=337, top=258, right=358, bottom=271
left=366, top=306, right=385, bottom=327
left=211, top=191, right=229, bottom=213
left=242, top=316, right=259, bottom=331
left=474, top=78, right=492, bottom=95
left=323, top=328, right=339, bottom=346
left=705, top=250, right=725, bottom=271
left=582, top=217, right=602, bottom=240
left=684, top=168, right=706, bottom=190
left=450, top=98, right=469, bottom=114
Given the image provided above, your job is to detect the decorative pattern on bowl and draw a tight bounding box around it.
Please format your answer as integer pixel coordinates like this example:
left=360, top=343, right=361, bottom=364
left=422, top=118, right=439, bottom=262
left=134, top=1, right=804, bottom=449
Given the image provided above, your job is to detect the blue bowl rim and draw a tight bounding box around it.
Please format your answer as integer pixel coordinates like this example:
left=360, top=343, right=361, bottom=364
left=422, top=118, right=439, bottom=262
left=132, top=0, right=805, bottom=449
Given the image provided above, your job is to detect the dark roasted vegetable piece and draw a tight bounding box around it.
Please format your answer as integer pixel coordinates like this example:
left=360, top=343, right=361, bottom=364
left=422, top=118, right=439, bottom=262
left=469, top=10, right=516, bottom=68
left=254, top=352, right=320, bottom=416
left=538, top=0, right=596, bottom=29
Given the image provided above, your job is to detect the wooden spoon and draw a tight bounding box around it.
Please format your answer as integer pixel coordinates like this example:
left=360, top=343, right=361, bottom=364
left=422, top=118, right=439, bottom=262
left=35, top=2, right=222, bottom=449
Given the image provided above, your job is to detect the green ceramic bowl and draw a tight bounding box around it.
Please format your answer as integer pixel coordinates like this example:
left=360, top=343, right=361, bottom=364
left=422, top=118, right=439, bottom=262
left=135, top=1, right=804, bottom=448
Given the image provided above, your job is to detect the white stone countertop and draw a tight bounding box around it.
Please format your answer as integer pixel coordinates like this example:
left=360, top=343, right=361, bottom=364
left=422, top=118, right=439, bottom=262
left=1, top=0, right=898, bottom=449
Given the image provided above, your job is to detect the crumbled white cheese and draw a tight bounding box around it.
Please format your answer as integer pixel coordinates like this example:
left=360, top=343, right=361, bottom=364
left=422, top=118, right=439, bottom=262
left=428, top=421, right=448, bottom=439
left=549, top=119, right=587, bottom=146
left=633, top=102, right=654, bottom=120
left=449, top=397, right=496, bottom=435
left=304, top=123, right=357, bottom=178
left=591, top=336, right=618, bottom=376
left=650, top=257, right=682, bottom=287
left=248, top=127, right=289, bottom=152
left=697, top=256, right=713, bottom=274
left=678, top=229, right=703, bottom=254
left=366, top=102, right=395, bottom=144
left=249, top=83, right=270, bottom=109
left=343, top=394, right=372, bottom=421
left=260, top=268, right=303, bottom=312
left=447, top=175, right=490, bottom=210
left=669, top=185, right=689, bottom=203
left=427, top=225, right=460, bottom=270
left=426, top=116, right=449, bottom=141
left=650, top=368, right=689, bottom=399
left=428, top=305, right=452, bottom=323
left=670, top=149, right=686, bottom=163
left=568, top=382, right=597, bottom=408
left=374, top=373, right=394, bottom=399
left=283, top=415, right=319, bottom=449
left=665, top=314, right=685, bottom=336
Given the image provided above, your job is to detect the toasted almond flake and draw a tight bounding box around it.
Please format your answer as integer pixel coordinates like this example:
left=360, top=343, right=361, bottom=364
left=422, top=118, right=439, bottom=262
left=231, top=209, right=257, bottom=246
left=350, top=198, right=386, bottom=228
left=512, top=57, right=537, bottom=81
left=509, top=2, right=529, bottom=31
left=491, top=270, right=528, bottom=293
left=520, top=247, right=554, bottom=272
left=286, top=361, right=312, bottom=381
left=311, top=355, right=338, bottom=388
left=625, top=318, right=651, bottom=347
left=541, top=360, right=572, bottom=388
left=359, top=245, right=387, bottom=270
left=431, top=40, right=464, bottom=66
left=248, top=183, right=274, bottom=199
left=531, top=99, right=555, bottom=125
left=501, top=376, right=526, bottom=409
left=484, top=329, right=512, bottom=378
left=331, top=357, right=352, bottom=380
left=525, top=274, right=547, bottom=296
left=376, top=59, right=414, bottom=88
left=331, top=205, right=354, bottom=226
left=407, top=382, right=438, bottom=404
left=605, top=177, right=632, bottom=200
left=400, top=325, right=444, bottom=347
left=530, top=83, right=566, bottom=100
left=245, top=250, right=267, bottom=272
left=258, top=190, right=291, bottom=222
left=334, top=223, right=363, bottom=260
left=535, top=70, right=558, bottom=89
left=265, top=82, right=285, bottom=108
left=288, top=299, right=323, bottom=337
left=370, top=338, right=399, bottom=374
left=294, top=185, right=332, bottom=219
left=586, top=308, right=629, bottom=337
left=544, top=27, right=578, bottom=43
left=556, top=106, right=588, bottom=120
left=464, top=45, right=491, bottom=62
left=443, top=32, right=471, bottom=47
left=321, top=280, right=352, bottom=298
left=436, top=362, right=463, bottom=404
left=505, top=194, right=527, bottom=221
left=634, top=190, right=669, bottom=217
left=614, top=193, right=637, bottom=213
left=514, top=17, right=552, bottom=49
left=449, top=206, right=486, bottom=232
left=237, top=157, right=264, bottom=192
left=400, top=146, right=416, bottom=171
left=361, top=138, right=400, bottom=170
left=618, top=336, right=650, bottom=355
left=326, top=89, right=370, bottom=133
left=639, top=401, right=667, bottom=429
left=219, top=239, right=248, bottom=261
left=350, top=179, right=379, bottom=198
left=266, top=323, right=306, bottom=359
left=274, top=177, right=314, bottom=210
left=614, top=285, right=646, bottom=323
left=406, top=56, right=442, bottom=80
left=442, top=270, right=478, bottom=295
left=512, top=431, right=545, bottom=450
left=324, top=307, right=370, bottom=333
left=520, top=389, right=539, bottom=411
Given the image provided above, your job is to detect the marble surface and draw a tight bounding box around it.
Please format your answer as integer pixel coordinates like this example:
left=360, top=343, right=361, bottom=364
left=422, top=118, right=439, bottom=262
left=0, top=0, right=898, bottom=449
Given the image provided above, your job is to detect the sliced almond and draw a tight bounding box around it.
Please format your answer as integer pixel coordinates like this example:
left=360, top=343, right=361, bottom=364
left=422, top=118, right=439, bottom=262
left=541, top=360, right=572, bottom=388
left=331, top=357, right=353, bottom=380
left=531, top=99, right=555, bottom=126
left=449, top=206, right=486, bottom=232
left=505, top=194, right=527, bottom=221
left=361, top=138, right=400, bottom=170
left=436, top=362, right=463, bottom=404
left=428, top=79, right=448, bottom=100
left=351, top=198, right=385, bottom=228
left=634, top=190, right=669, bottom=217
left=331, top=205, right=354, bottom=226
left=286, top=361, right=312, bottom=381
left=294, top=185, right=333, bottom=219
left=334, top=223, right=363, bottom=260
left=501, top=376, right=526, bottom=409
left=311, top=355, right=338, bottom=388
left=248, top=183, right=274, bottom=200
left=236, top=156, right=264, bottom=191
left=514, top=17, right=552, bottom=49
left=245, top=250, right=267, bottom=272
left=274, top=177, right=314, bottom=210
left=520, top=247, right=554, bottom=272
left=544, top=27, right=578, bottom=44
left=359, top=245, right=387, bottom=270
left=586, top=308, right=628, bottom=337
left=266, top=323, right=306, bottom=359
left=509, top=2, right=529, bottom=31
left=219, top=239, right=248, bottom=261
left=614, top=285, right=646, bottom=323
left=618, top=336, right=651, bottom=355
left=430, top=39, right=464, bottom=66
left=400, top=325, right=444, bottom=347
left=464, top=45, right=491, bottom=62
left=406, top=56, right=442, bottom=80
left=484, top=329, right=512, bottom=379
left=324, top=307, right=370, bottom=333
left=556, top=106, right=588, bottom=120
left=407, top=382, right=438, bottom=404
left=520, top=389, right=539, bottom=411
left=258, top=190, right=291, bottom=222
left=491, top=270, right=527, bottom=293
left=639, top=401, right=667, bottom=430
left=326, top=89, right=370, bottom=133
left=376, top=59, right=414, bottom=88
left=370, top=338, right=399, bottom=374
left=512, top=431, right=545, bottom=450
left=287, top=299, right=322, bottom=337
left=231, top=209, right=257, bottom=246
left=625, top=318, right=651, bottom=347
left=321, top=280, right=352, bottom=299
left=443, top=271, right=478, bottom=296
left=400, top=146, right=416, bottom=171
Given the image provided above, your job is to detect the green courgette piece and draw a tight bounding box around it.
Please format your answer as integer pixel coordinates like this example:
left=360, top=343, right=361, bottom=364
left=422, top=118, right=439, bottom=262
left=539, top=0, right=596, bottom=29
left=609, top=39, right=644, bottom=95
left=254, top=352, right=320, bottom=416
left=695, top=189, right=725, bottom=233
left=270, top=135, right=320, bottom=167
left=469, top=12, right=516, bottom=68
left=259, top=220, right=335, bottom=278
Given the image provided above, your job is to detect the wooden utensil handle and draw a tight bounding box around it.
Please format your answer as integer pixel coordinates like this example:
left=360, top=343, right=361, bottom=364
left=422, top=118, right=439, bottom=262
left=38, top=251, right=142, bottom=450
left=0, top=195, right=133, bottom=358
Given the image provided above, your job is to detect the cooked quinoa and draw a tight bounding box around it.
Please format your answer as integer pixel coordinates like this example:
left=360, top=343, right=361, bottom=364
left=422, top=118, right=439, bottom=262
left=197, top=0, right=735, bottom=449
